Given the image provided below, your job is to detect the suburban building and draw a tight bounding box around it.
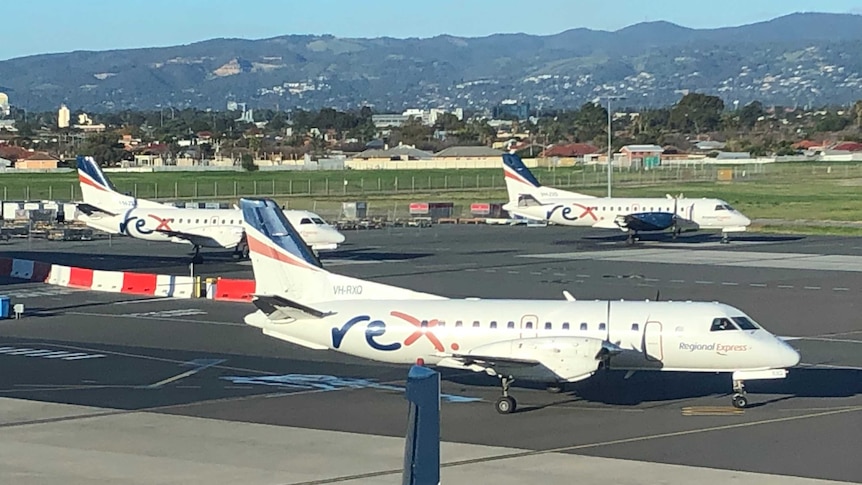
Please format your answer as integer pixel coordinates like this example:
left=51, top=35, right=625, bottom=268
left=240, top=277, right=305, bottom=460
left=434, top=146, right=503, bottom=159
left=58, top=104, right=71, bottom=128
left=619, top=144, right=664, bottom=168
left=14, top=151, right=59, bottom=169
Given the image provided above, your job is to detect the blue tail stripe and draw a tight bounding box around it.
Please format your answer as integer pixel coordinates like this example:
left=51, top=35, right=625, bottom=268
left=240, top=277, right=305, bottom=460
left=502, top=153, right=541, bottom=187
left=240, top=198, right=322, bottom=268
left=76, top=155, right=115, bottom=190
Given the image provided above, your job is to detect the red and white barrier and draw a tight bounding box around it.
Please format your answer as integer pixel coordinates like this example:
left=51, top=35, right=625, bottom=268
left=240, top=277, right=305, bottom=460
left=210, top=278, right=255, bottom=302
left=45, top=264, right=195, bottom=298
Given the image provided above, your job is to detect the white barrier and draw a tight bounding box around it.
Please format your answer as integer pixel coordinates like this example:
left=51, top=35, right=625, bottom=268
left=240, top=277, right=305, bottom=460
left=90, top=270, right=124, bottom=293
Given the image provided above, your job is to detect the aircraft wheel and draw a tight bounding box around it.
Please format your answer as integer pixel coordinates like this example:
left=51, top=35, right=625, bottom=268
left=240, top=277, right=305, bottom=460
left=546, top=385, right=563, bottom=394
left=495, top=396, right=516, bottom=414
left=731, top=393, right=748, bottom=409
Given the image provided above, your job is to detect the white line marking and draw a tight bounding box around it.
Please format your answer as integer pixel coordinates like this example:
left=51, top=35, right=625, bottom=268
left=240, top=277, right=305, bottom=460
left=804, top=286, right=821, bottom=290
left=575, top=274, right=591, bottom=278
left=695, top=281, right=713, bottom=285
left=778, top=285, right=794, bottom=289
left=67, top=311, right=244, bottom=327
left=749, top=283, right=767, bottom=287
left=113, top=298, right=171, bottom=305
left=508, top=271, right=520, bottom=274
left=62, top=354, right=106, bottom=361
left=644, top=278, right=660, bottom=282
left=554, top=273, right=566, bottom=277
left=721, top=282, right=738, bottom=286
left=833, top=287, right=849, bottom=291
left=147, top=369, right=201, bottom=388
left=670, top=279, right=685, bottom=283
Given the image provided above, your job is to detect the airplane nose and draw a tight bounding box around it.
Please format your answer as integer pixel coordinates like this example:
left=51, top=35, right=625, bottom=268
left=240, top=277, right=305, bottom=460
left=740, top=214, right=751, bottom=226
left=332, top=229, right=346, bottom=244
left=779, top=340, right=801, bottom=368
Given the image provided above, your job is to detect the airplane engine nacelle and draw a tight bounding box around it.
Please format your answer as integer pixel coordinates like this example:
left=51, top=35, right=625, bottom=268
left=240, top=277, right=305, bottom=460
left=468, top=337, right=607, bottom=383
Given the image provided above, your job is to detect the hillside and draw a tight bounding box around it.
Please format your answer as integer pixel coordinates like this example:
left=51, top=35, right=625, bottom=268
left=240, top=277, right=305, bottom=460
left=2, top=12, right=862, bottom=111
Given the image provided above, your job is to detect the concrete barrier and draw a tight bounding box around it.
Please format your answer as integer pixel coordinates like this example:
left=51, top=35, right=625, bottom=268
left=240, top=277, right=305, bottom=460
left=212, top=278, right=255, bottom=302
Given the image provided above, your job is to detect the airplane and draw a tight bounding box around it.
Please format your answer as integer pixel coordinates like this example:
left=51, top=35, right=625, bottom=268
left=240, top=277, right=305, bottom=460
left=239, top=196, right=800, bottom=414
left=74, top=156, right=345, bottom=262
left=500, top=152, right=752, bottom=244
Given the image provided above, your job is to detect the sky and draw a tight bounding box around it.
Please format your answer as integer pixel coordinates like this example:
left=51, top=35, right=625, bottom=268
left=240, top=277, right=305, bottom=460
left=2, top=0, right=860, bottom=60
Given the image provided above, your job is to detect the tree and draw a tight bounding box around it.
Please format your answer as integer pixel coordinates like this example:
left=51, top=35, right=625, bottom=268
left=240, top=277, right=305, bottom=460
left=738, top=101, right=765, bottom=129
left=79, top=132, right=127, bottom=164
left=573, top=102, right=608, bottom=143
left=240, top=153, right=257, bottom=171
left=669, top=93, right=725, bottom=133
left=815, top=112, right=850, bottom=133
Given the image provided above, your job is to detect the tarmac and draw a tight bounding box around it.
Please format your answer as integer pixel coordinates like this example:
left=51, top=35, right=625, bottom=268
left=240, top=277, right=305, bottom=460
left=0, top=225, right=860, bottom=484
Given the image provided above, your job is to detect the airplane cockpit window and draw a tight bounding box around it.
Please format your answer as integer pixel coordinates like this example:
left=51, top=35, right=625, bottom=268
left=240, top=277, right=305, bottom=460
left=518, top=194, right=542, bottom=207
left=714, top=204, right=735, bottom=211
left=312, top=217, right=326, bottom=225
left=710, top=317, right=738, bottom=331
left=732, top=316, right=759, bottom=330
left=300, top=218, right=313, bottom=224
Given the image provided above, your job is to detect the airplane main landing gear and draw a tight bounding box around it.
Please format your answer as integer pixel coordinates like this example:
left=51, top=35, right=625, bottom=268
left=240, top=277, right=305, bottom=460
left=625, top=230, right=640, bottom=246
left=731, top=379, right=748, bottom=409
left=191, top=245, right=204, bottom=264
left=495, top=376, right=517, bottom=414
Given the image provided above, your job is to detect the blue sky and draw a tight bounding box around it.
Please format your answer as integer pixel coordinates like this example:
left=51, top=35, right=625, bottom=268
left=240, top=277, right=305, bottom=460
left=2, top=0, right=859, bottom=60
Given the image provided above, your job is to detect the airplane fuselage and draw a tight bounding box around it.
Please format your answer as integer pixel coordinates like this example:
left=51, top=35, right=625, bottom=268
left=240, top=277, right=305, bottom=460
left=246, top=299, right=799, bottom=379
left=80, top=207, right=344, bottom=251
left=506, top=197, right=750, bottom=233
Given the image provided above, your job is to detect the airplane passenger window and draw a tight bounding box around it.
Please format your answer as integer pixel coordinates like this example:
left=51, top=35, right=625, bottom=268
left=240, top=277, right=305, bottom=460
left=562, top=322, right=570, bottom=330
left=507, top=321, right=515, bottom=329
left=490, top=321, right=497, bottom=329
left=438, top=320, right=446, bottom=327
left=631, top=323, right=639, bottom=332
left=524, top=322, right=532, bottom=329
left=598, top=323, right=606, bottom=331
left=731, top=317, right=758, bottom=330
left=544, top=322, right=552, bottom=330
left=455, top=320, right=463, bottom=327
left=300, top=218, right=312, bottom=224
left=580, top=323, right=588, bottom=331
left=472, top=321, right=480, bottom=328
left=710, top=317, right=738, bottom=331
left=420, top=320, right=428, bottom=327
left=195, top=219, right=199, bottom=223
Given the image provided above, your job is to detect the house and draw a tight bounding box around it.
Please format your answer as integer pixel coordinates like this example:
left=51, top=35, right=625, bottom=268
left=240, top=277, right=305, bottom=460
left=351, top=144, right=434, bottom=162
left=832, top=142, right=862, bottom=152
left=434, top=146, right=503, bottom=159
left=540, top=143, right=600, bottom=158
left=619, top=144, right=664, bottom=168
left=15, top=151, right=58, bottom=169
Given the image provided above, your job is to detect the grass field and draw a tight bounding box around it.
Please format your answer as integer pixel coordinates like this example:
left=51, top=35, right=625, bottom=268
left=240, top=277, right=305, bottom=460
left=3, top=162, right=862, bottom=235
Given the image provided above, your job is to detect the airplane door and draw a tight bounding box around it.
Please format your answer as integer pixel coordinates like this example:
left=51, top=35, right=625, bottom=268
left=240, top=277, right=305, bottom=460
left=519, top=314, right=539, bottom=338
left=643, top=321, right=663, bottom=362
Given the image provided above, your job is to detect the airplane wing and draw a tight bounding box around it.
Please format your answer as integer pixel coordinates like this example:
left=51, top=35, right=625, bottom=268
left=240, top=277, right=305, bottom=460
left=253, top=294, right=335, bottom=322
left=591, top=219, right=624, bottom=230
left=437, top=337, right=620, bottom=383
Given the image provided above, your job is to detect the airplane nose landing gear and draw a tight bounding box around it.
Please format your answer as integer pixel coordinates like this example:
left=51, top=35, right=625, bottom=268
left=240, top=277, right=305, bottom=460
left=731, top=379, right=748, bottom=408
left=495, top=376, right=517, bottom=414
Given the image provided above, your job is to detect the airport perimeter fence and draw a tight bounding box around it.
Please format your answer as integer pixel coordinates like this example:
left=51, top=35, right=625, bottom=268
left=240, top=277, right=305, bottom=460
left=1, top=161, right=860, bottom=204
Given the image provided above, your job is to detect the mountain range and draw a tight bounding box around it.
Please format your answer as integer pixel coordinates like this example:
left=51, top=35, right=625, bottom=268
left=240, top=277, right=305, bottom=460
left=2, top=12, right=862, bottom=113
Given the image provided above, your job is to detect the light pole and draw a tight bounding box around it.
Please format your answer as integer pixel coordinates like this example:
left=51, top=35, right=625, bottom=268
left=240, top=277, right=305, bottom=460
left=603, top=95, right=626, bottom=197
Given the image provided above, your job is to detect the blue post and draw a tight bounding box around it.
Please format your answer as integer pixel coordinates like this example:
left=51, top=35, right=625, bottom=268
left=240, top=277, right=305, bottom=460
left=402, top=365, right=440, bottom=485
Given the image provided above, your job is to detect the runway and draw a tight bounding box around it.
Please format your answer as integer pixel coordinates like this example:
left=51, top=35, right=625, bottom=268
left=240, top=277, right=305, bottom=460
left=0, top=226, right=860, bottom=484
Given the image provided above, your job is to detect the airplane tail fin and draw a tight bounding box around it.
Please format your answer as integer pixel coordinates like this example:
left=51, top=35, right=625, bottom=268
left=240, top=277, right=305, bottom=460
left=501, top=152, right=595, bottom=203
left=502, top=152, right=542, bottom=204
left=76, top=155, right=167, bottom=211
left=240, top=198, right=444, bottom=304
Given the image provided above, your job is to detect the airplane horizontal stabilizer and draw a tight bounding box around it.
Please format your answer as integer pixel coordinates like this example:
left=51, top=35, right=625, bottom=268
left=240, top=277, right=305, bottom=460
left=76, top=203, right=117, bottom=217
left=253, top=294, right=334, bottom=322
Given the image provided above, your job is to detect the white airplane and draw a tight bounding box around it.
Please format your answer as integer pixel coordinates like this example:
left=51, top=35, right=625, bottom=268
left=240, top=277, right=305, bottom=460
left=74, top=156, right=345, bottom=262
left=239, top=197, right=799, bottom=414
left=501, top=153, right=751, bottom=244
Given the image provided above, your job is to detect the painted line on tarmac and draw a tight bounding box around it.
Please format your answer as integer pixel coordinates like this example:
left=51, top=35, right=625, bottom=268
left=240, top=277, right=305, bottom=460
left=67, top=311, right=244, bottom=327
left=286, top=405, right=862, bottom=485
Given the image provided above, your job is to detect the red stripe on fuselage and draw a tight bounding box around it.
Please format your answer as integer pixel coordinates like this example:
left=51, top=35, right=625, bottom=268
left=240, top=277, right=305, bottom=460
left=78, top=173, right=108, bottom=192
left=246, top=234, right=320, bottom=271
left=503, top=167, right=536, bottom=187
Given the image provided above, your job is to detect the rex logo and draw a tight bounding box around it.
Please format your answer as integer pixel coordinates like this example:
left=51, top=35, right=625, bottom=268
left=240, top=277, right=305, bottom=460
left=330, top=311, right=446, bottom=352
